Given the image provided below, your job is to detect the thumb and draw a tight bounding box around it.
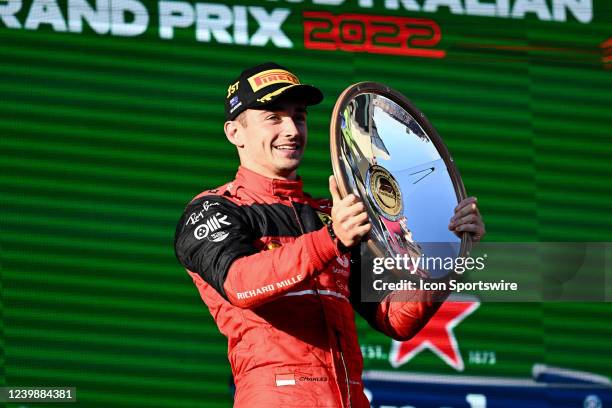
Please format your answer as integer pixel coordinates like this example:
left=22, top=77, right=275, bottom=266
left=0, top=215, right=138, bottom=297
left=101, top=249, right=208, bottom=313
left=329, top=175, right=341, bottom=204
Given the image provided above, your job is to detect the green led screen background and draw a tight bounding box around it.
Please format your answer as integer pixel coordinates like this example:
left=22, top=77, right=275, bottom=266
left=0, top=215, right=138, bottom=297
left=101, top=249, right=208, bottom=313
left=1, top=0, right=611, bottom=406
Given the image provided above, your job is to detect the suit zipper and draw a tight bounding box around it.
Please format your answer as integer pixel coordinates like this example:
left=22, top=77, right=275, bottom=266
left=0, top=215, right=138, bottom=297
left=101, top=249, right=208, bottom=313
left=288, top=197, right=305, bottom=234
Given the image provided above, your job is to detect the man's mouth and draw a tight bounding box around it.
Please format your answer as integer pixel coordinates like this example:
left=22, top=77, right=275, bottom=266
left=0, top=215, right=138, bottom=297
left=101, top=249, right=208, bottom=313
left=273, top=144, right=300, bottom=151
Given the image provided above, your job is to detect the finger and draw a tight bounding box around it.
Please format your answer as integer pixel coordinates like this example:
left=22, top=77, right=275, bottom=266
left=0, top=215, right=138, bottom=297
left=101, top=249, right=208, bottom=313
left=356, top=222, right=372, bottom=236
left=453, top=223, right=484, bottom=234
left=336, top=204, right=368, bottom=225
left=345, top=222, right=371, bottom=241
left=343, top=201, right=365, bottom=216
left=449, top=213, right=479, bottom=228
left=456, top=224, right=485, bottom=242
left=329, top=176, right=342, bottom=204
left=334, top=199, right=357, bottom=219
left=345, top=212, right=370, bottom=229
left=341, top=194, right=359, bottom=206
left=450, top=224, right=482, bottom=238
left=340, top=212, right=370, bottom=232
left=454, top=198, right=477, bottom=214
left=451, top=202, right=479, bottom=221
left=454, top=196, right=477, bottom=212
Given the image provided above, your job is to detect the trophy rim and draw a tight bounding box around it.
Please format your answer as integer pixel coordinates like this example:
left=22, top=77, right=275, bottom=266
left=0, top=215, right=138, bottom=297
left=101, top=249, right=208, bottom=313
left=329, top=81, right=472, bottom=261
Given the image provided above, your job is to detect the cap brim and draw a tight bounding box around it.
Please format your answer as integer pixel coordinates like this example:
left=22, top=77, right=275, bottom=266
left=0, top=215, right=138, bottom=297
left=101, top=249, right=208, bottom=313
left=279, top=84, right=324, bottom=106
left=254, top=84, right=324, bottom=109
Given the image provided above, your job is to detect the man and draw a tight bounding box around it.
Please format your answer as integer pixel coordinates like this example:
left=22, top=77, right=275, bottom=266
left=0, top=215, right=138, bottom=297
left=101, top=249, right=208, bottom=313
left=174, top=62, right=485, bottom=407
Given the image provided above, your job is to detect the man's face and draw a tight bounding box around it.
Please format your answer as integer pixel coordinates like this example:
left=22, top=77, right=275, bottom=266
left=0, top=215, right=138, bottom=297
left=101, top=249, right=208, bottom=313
left=231, top=100, right=308, bottom=180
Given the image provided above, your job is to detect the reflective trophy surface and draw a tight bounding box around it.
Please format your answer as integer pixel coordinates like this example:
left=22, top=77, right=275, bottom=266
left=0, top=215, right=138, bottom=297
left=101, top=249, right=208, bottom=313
left=330, top=83, right=471, bottom=278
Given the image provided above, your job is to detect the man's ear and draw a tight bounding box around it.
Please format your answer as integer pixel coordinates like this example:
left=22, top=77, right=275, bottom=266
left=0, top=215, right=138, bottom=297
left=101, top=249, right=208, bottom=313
left=224, top=120, right=244, bottom=147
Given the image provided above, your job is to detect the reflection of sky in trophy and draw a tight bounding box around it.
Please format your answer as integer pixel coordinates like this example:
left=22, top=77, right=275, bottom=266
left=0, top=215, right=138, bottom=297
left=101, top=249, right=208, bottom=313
left=393, top=162, right=458, bottom=244
left=372, top=103, right=440, bottom=172
left=371, top=96, right=460, bottom=272
left=339, top=93, right=461, bottom=275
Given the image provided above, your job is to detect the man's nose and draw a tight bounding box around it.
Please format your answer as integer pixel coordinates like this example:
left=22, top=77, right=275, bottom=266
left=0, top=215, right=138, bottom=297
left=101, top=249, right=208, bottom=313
left=281, top=117, right=301, bottom=137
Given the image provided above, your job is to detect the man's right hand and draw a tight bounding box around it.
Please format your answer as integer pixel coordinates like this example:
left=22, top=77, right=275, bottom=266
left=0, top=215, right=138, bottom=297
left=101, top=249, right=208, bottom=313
left=329, top=176, right=371, bottom=248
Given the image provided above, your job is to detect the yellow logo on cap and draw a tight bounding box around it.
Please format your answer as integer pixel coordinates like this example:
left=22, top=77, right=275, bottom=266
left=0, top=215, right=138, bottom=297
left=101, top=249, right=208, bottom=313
left=227, top=81, right=239, bottom=98
left=257, top=85, right=298, bottom=103
left=248, top=69, right=300, bottom=92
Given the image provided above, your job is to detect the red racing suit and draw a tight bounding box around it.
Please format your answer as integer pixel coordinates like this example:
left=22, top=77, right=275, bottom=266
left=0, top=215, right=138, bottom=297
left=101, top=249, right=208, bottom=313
left=174, top=167, right=445, bottom=407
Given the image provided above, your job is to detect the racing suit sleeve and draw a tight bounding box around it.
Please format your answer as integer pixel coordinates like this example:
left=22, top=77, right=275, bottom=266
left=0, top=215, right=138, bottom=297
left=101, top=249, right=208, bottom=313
left=370, top=291, right=448, bottom=341
left=174, top=195, right=339, bottom=309
left=348, top=248, right=449, bottom=341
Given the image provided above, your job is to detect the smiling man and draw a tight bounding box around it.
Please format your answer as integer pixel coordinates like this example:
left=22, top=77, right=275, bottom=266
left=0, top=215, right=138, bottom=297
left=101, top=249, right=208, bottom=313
left=174, top=62, right=485, bottom=407
left=225, top=100, right=308, bottom=180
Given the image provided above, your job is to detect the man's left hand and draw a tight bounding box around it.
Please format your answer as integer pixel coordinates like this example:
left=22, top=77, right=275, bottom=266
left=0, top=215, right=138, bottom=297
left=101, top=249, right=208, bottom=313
left=448, top=197, right=486, bottom=243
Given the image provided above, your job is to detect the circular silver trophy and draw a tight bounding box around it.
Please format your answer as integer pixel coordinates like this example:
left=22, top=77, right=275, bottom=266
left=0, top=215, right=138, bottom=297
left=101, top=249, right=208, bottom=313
left=330, top=82, right=471, bottom=279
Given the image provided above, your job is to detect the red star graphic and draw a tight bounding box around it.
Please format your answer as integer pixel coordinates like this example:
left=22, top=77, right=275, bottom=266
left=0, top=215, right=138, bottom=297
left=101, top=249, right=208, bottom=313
left=389, top=300, right=480, bottom=371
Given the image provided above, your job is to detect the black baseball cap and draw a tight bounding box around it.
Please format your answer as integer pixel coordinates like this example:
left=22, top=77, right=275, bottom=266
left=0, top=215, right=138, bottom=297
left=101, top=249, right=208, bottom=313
left=224, top=62, right=324, bottom=121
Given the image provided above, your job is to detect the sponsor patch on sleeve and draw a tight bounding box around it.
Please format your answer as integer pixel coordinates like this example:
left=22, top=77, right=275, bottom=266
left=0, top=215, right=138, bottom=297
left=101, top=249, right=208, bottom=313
left=185, top=201, right=220, bottom=226
left=193, top=212, right=231, bottom=242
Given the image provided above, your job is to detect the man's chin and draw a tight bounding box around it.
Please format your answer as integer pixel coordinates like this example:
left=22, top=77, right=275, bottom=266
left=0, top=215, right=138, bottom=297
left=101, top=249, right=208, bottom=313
left=274, top=160, right=301, bottom=178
